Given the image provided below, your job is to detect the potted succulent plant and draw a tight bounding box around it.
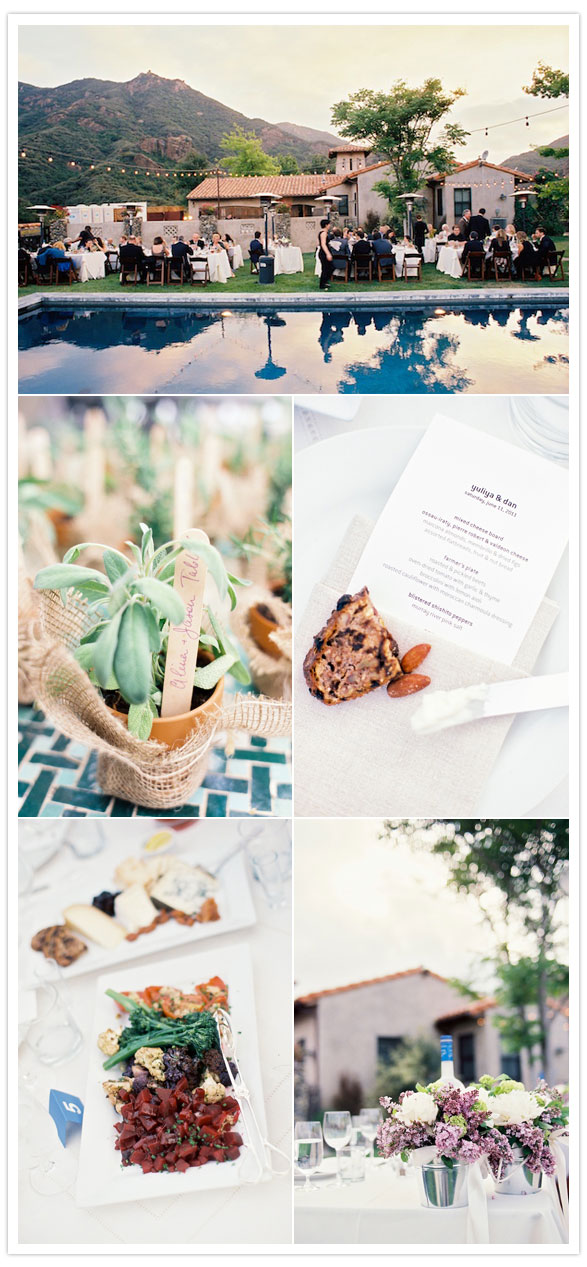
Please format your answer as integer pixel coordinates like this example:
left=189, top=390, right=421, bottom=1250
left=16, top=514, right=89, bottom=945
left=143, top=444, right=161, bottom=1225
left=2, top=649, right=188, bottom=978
left=33, top=524, right=250, bottom=747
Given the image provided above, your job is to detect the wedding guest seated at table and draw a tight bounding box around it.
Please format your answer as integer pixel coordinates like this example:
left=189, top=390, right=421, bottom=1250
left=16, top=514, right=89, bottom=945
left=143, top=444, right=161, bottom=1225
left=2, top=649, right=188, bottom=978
left=447, top=225, right=462, bottom=242
left=486, top=227, right=512, bottom=275
left=426, top=223, right=435, bottom=238
left=151, top=235, right=170, bottom=257
left=119, top=235, right=147, bottom=281
left=171, top=235, right=193, bottom=262
left=506, top=223, right=517, bottom=240
left=436, top=223, right=449, bottom=242
left=373, top=232, right=394, bottom=258
left=533, top=225, right=557, bottom=273
left=468, top=207, right=491, bottom=239
left=249, top=230, right=264, bottom=271
left=37, top=240, right=77, bottom=279
left=460, top=231, right=485, bottom=273
left=327, top=229, right=350, bottom=259
left=210, top=232, right=224, bottom=252
left=513, top=231, right=538, bottom=279
left=351, top=229, right=372, bottom=262
left=221, top=232, right=235, bottom=264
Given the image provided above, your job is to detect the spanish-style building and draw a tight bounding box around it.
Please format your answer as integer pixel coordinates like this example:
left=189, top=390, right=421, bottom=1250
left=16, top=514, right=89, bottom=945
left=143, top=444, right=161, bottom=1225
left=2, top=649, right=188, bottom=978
left=295, top=967, right=569, bottom=1112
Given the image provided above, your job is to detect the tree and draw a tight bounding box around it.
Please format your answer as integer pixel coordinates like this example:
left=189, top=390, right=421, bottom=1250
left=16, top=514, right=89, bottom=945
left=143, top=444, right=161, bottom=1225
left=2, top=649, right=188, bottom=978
left=331, top=79, right=468, bottom=220
left=371, top=1036, right=440, bottom=1104
left=380, top=820, right=569, bottom=1081
left=524, top=62, right=569, bottom=99
left=275, top=153, right=299, bottom=175
left=492, top=957, right=569, bottom=1080
left=219, top=127, right=280, bottom=176
left=525, top=168, right=569, bottom=234
left=331, top=1073, right=364, bottom=1116
left=306, top=153, right=332, bottom=174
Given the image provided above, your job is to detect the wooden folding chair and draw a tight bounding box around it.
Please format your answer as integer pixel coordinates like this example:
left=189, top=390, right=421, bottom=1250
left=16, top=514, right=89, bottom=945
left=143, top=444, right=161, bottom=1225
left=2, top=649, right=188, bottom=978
left=403, top=255, right=422, bottom=282
left=146, top=256, right=167, bottom=286
left=353, top=256, right=373, bottom=282
left=167, top=258, right=185, bottom=285
left=542, top=250, right=565, bottom=282
left=330, top=256, right=350, bottom=282
left=492, top=250, right=512, bottom=282
left=376, top=256, right=396, bottom=283
left=120, top=263, right=139, bottom=286
left=466, top=255, right=485, bottom=281
left=190, top=256, right=210, bottom=287
left=56, top=261, right=75, bottom=285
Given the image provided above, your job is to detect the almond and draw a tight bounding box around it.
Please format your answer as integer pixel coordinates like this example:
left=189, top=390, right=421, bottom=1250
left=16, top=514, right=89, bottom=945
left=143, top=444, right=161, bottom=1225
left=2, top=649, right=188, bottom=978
left=401, top=643, right=431, bottom=674
left=387, top=673, right=431, bottom=698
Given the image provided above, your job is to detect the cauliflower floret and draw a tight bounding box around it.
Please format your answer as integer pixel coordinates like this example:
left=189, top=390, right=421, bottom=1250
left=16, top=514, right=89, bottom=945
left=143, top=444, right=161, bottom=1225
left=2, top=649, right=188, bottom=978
left=102, top=1078, right=133, bottom=1112
left=134, top=1046, right=166, bottom=1081
left=201, top=1072, right=226, bottom=1104
left=97, top=1027, right=122, bottom=1055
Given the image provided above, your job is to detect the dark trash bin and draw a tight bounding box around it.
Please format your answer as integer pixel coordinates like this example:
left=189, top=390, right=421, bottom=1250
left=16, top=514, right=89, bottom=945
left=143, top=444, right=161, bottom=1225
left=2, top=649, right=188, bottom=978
left=258, top=255, right=275, bottom=285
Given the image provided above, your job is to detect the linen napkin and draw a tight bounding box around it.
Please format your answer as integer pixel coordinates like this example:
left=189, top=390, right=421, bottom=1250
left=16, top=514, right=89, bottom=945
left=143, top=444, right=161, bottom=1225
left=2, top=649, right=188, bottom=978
left=294, top=515, right=559, bottom=817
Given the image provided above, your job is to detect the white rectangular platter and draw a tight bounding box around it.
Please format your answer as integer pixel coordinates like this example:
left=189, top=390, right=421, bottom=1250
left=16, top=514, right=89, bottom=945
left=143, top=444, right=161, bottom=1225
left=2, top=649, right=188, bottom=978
left=76, top=942, right=269, bottom=1206
left=21, top=837, right=256, bottom=986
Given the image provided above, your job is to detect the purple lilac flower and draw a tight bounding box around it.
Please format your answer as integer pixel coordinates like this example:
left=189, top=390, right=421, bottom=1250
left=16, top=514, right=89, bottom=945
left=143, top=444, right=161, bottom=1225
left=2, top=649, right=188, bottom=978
left=435, top=1123, right=463, bottom=1158
left=459, top=1140, right=483, bottom=1163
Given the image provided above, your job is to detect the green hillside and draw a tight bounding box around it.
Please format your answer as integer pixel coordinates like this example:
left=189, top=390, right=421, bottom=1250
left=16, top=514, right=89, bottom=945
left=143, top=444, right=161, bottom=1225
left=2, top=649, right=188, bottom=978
left=18, top=71, right=339, bottom=214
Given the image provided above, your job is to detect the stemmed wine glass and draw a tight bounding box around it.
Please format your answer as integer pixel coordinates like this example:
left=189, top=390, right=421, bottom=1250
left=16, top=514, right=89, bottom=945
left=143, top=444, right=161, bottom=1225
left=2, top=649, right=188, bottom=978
left=359, top=1107, right=382, bottom=1165
left=294, top=1121, right=323, bottom=1190
left=323, top=1110, right=352, bottom=1186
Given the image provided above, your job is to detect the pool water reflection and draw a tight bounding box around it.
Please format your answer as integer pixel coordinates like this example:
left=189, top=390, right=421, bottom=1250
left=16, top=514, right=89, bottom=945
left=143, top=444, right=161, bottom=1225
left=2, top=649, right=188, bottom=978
left=18, top=303, right=569, bottom=395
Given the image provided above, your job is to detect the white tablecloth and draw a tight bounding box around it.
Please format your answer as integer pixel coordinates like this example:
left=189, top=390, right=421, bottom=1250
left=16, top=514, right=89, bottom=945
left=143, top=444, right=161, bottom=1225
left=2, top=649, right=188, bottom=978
left=69, top=252, right=106, bottom=282
left=272, top=244, right=304, bottom=275
left=436, top=242, right=465, bottom=278
left=232, top=244, right=244, bottom=269
left=206, top=249, right=232, bottom=283
left=423, top=237, right=438, bottom=264
left=295, top=1161, right=566, bottom=1245
left=18, top=820, right=291, bottom=1246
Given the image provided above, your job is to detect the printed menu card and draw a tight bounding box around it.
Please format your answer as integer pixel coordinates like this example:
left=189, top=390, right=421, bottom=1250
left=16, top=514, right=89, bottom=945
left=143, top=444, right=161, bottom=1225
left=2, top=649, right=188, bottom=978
left=349, top=415, right=568, bottom=664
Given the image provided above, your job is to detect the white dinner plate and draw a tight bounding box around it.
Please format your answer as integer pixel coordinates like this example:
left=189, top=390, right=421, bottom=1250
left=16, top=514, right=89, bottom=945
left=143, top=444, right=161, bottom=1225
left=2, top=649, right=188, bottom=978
left=294, top=425, right=568, bottom=816
left=76, top=943, right=268, bottom=1206
left=21, top=836, right=256, bottom=987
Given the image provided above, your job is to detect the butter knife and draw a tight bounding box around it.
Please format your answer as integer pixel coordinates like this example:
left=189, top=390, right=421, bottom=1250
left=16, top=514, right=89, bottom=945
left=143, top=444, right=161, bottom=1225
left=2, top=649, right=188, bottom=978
left=411, top=672, right=569, bottom=736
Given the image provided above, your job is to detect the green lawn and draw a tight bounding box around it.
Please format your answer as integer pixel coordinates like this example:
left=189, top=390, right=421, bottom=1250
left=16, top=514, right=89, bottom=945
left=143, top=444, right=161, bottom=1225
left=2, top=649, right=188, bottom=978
left=18, top=241, right=568, bottom=298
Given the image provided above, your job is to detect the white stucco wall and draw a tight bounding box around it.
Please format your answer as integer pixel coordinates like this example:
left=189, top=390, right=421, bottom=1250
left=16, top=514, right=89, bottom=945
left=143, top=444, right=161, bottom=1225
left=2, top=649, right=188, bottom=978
left=435, top=166, right=517, bottom=228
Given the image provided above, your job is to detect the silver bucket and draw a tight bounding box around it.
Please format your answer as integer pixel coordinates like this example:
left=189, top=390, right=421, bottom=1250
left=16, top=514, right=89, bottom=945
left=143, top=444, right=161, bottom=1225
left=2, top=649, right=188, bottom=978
left=495, top=1149, right=543, bottom=1196
left=419, top=1160, right=468, bottom=1209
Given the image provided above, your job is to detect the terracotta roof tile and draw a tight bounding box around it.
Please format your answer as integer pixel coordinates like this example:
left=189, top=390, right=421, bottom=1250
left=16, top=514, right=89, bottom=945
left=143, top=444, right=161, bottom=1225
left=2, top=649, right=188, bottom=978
left=295, top=967, right=447, bottom=1006
left=435, top=997, right=496, bottom=1023
left=428, top=160, right=530, bottom=182
left=187, top=174, right=342, bottom=200
left=329, top=143, right=372, bottom=155
left=344, top=160, right=389, bottom=180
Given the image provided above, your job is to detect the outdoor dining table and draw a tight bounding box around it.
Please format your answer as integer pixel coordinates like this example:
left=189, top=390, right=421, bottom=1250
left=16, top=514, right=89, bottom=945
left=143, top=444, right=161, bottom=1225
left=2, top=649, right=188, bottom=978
left=272, top=243, right=304, bottom=275
left=423, top=237, right=438, bottom=264
left=205, top=247, right=232, bottom=283
left=231, top=243, right=244, bottom=269
left=295, top=1160, right=567, bottom=1246
left=436, top=242, right=466, bottom=279
left=32, top=250, right=106, bottom=283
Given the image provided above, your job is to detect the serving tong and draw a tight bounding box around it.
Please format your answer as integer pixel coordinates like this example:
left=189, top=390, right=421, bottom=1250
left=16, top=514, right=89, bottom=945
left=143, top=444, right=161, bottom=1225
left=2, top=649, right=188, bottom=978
left=215, top=1007, right=290, bottom=1182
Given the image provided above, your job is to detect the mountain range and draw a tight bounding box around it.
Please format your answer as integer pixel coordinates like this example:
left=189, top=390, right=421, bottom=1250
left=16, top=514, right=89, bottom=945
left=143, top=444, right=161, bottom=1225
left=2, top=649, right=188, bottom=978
left=18, top=71, right=341, bottom=210
left=501, top=135, right=569, bottom=178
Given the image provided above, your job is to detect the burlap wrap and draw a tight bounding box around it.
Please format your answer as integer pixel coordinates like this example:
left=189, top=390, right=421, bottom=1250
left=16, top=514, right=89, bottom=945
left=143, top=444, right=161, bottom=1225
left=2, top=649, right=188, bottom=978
left=25, top=589, right=291, bottom=809
left=232, top=584, right=292, bottom=701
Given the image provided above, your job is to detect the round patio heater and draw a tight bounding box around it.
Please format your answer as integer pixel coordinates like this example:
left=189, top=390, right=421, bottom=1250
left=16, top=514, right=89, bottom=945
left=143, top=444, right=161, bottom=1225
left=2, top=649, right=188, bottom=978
left=27, top=204, right=55, bottom=246
left=315, top=194, right=343, bottom=224
left=257, top=192, right=277, bottom=285
left=396, top=192, right=426, bottom=240
left=512, top=188, right=535, bottom=234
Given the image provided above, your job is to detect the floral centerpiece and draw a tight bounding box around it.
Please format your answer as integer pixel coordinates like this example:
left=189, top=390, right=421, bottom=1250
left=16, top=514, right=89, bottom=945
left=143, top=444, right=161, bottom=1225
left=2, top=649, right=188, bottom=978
left=474, top=1074, right=568, bottom=1180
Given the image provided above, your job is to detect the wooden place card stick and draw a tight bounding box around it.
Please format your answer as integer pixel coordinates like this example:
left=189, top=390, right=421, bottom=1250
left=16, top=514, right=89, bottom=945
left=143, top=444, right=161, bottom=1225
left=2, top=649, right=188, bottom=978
left=161, top=528, right=208, bottom=719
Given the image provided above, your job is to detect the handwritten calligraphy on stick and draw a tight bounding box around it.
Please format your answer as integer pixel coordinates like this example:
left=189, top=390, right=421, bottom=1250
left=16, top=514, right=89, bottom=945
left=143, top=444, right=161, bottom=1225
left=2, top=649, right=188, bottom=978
left=161, top=528, right=208, bottom=718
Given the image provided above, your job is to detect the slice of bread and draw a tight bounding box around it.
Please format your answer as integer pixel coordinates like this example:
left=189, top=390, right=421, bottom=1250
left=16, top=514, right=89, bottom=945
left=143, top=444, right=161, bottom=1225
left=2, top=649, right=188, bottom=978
left=303, top=587, right=402, bottom=705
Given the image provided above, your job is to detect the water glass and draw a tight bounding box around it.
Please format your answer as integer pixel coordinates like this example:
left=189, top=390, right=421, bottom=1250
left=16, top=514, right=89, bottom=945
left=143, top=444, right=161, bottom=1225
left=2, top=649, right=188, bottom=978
left=248, top=847, right=287, bottom=908
left=64, top=820, right=105, bottom=858
left=26, top=983, right=83, bottom=1066
left=510, top=395, right=569, bottom=465
left=294, top=1120, right=323, bottom=1189
left=338, top=1145, right=366, bottom=1184
left=359, top=1107, right=382, bottom=1159
left=323, top=1110, right=352, bottom=1186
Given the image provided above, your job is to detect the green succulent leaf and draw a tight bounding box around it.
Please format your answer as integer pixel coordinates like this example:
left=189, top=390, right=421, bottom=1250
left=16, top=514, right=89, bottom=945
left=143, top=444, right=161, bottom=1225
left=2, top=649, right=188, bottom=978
left=74, top=642, right=95, bottom=671
left=228, top=658, right=251, bottom=686
left=133, top=578, right=185, bottom=625
left=92, top=609, right=123, bottom=688
left=113, top=603, right=153, bottom=705
left=193, top=653, right=236, bottom=689
left=103, top=550, right=130, bottom=584
left=127, top=699, right=155, bottom=740
left=140, top=604, right=163, bottom=653
left=34, top=564, right=111, bottom=592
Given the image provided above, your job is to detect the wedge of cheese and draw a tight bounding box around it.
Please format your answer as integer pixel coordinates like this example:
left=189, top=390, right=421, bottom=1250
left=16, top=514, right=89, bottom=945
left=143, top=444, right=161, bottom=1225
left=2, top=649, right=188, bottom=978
left=149, top=861, right=217, bottom=916
left=63, top=904, right=127, bottom=949
left=114, top=884, right=158, bottom=933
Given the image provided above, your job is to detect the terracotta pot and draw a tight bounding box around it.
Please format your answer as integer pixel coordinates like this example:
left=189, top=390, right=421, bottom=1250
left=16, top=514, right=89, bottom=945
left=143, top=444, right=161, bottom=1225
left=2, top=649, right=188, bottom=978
left=47, top=508, right=75, bottom=550
left=248, top=602, right=283, bottom=661
left=106, top=669, right=224, bottom=750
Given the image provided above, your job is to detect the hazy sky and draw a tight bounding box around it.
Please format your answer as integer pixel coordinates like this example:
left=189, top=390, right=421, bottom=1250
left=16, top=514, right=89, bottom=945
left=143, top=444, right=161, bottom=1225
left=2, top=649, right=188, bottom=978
left=18, top=23, right=569, bottom=164
left=294, top=820, right=568, bottom=998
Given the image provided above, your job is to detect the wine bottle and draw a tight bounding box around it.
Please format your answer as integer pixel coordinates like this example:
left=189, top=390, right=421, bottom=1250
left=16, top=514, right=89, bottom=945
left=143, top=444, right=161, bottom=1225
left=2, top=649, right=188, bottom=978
left=437, top=1035, right=465, bottom=1089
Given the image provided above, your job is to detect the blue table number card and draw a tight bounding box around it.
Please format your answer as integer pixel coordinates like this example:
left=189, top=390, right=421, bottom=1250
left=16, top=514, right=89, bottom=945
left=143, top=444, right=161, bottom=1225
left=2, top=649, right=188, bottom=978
left=49, top=1090, right=84, bottom=1146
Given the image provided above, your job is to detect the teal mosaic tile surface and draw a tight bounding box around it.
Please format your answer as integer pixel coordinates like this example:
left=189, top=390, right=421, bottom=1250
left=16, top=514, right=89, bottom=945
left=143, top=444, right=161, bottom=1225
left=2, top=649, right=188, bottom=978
left=18, top=706, right=292, bottom=819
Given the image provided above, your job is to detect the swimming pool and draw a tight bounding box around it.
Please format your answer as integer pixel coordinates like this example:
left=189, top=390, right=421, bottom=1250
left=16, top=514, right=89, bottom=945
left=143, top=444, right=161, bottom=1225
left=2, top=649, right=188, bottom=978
left=18, top=301, right=569, bottom=394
